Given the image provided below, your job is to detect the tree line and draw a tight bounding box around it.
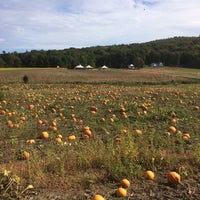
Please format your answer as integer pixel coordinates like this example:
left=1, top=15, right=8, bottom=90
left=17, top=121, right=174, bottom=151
left=0, top=36, right=200, bottom=69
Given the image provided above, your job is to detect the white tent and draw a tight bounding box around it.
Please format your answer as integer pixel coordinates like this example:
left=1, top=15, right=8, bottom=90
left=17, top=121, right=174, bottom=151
left=101, top=65, right=108, bottom=69
left=74, top=64, right=84, bottom=69
left=85, top=65, right=93, bottom=69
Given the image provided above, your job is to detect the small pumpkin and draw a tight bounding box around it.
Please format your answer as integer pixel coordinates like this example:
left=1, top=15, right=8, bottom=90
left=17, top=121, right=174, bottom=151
left=145, top=170, right=155, bottom=180
left=116, top=187, right=127, bottom=197
left=168, top=126, right=176, bottom=133
left=120, top=178, right=130, bottom=188
left=29, top=104, right=35, bottom=110
left=23, top=151, right=30, bottom=159
left=135, top=129, right=142, bottom=135
left=92, top=194, right=105, bottom=200
left=167, top=171, right=181, bottom=185
left=183, top=133, right=190, bottom=140
left=41, top=131, right=49, bottom=139
left=68, top=135, right=76, bottom=141
left=26, top=139, right=35, bottom=144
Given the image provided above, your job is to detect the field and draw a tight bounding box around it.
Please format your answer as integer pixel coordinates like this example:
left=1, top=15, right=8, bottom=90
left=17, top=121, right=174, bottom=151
left=0, top=67, right=200, bottom=199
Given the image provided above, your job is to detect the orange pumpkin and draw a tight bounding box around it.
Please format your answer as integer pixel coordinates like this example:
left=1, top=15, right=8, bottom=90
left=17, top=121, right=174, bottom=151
left=167, top=171, right=181, bottom=185
left=145, top=170, right=155, bottom=180
left=120, top=129, right=127, bottom=134
left=23, top=151, right=30, bottom=159
left=56, top=137, right=62, bottom=143
left=90, top=106, right=98, bottom=112
left=41, top=131, right=49, bottom=139
left=92, top=194, right=105, bottom=200
left=183, top=133, right=190, bottom=140
left=116, top=187, right=127, bottom=197
left=26, top=139, right=35, bottom=144
left=29, top=104, right=35, bottom=110
left=135, top=129, right=142, bottom=135
left=68, top=135, right=76, bottom=141
left=193, top=106, right=199, bottom=110
left=168, top=126, right=176, bottom=133
left=120, top=178, right=130, bottom=188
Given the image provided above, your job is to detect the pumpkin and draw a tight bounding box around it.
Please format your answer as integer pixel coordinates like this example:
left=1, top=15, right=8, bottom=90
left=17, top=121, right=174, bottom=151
left=183, top=133, right=190, bottom=140
left=145, top=170, right=155, bottom=180
left=120, top=107, right=126, bottom=112
left=68, top=135, right=76, bottom=141
left=56, top=137, right=62, bottom=143
left=168, top=126, right=176, bottom=133
left=29, top=104, right=35, bottom=110
left=92, top=194, right=105, bottom=200
left=135, top=129, right=142, bottom=135
left=171, top=112, right=176, bottom=118
left=26, top=139, right=35, bottom=144
left=116, top=187, right=127, bottom=197
left=41, top=131, right=49, bottom=139
left=51, top=121, right=57, bottom=127
left=90, top=106, right=98, bottom=112
left=170, top=118, right=176, bottom=124
left=23, top=151, right=30, bottom=159
left=120, top=129, right=127, bottom=134
left=193, top=106, right=199, bottom=110
left=51, top=126, right=57, bottom=132
left=57, top=134, right=62, bottom=139
left=167, top=171, right=181, bottom=185
left=20, top=116, right=26, bottom=121
left=120, top=178, right=130, bottom=188
left=114, top=136, right=121, bottom=142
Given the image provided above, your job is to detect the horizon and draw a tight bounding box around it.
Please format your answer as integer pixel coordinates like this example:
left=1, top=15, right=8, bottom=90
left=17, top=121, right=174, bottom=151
left=1, top=35, right=198, bottom=54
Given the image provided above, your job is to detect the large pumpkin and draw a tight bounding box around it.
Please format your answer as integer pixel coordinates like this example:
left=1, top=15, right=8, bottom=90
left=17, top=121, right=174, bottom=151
left=167, top=171, right=181, bottom=185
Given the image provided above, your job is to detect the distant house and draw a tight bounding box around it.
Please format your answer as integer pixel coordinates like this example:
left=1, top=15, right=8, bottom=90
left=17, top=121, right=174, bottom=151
left=74, top=64, right=84, bottom=69
left=150, top=62, right=164, bottom=67
left=128, top=64, right=134, bottom=69
left=150, top=63, right=157, bottom=67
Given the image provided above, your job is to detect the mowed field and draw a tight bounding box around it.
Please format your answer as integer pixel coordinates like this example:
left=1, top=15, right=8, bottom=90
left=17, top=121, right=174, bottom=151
left=0, top=67, right=200, bottom=199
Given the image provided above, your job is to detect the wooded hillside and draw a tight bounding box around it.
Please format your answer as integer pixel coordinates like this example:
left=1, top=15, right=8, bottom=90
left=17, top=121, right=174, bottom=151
left=0, top=36, right=200, bottom=68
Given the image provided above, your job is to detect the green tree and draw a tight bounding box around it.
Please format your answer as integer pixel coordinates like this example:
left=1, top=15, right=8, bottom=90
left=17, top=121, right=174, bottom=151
left=134, top=57, right=145, bottom=68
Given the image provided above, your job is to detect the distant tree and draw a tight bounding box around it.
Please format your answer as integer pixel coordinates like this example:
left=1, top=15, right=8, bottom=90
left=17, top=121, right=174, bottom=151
left=134, top=57, right=145, bottom=68
left=0, top=56, right=6, bottom=67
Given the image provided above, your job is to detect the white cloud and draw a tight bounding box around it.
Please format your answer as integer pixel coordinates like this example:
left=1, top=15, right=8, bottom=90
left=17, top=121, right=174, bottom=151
left=0, top=0, right=199, bottom=52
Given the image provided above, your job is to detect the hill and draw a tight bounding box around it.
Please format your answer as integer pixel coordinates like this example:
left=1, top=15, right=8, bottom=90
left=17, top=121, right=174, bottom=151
left=0, top=36, right=200, bottom=68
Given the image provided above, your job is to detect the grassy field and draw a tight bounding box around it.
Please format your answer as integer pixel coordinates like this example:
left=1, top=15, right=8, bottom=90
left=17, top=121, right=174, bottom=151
left=0, top=67, right=200, bottom=199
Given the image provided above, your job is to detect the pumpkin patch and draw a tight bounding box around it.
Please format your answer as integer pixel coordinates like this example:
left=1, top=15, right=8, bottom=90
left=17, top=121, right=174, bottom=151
left=0, top=68, right=199, bottom=199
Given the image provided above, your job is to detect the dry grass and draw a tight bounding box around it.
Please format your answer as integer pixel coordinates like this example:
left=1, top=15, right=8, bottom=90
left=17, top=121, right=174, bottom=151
left=0, top=67, right=199, bottom=84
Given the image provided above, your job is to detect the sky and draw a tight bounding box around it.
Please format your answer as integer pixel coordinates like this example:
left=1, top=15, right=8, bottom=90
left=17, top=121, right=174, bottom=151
left=0, top=0, right=199, bottom=53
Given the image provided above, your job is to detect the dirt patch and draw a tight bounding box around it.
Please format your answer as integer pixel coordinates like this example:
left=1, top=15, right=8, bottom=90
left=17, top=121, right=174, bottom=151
left=22, top=177, right=200, bottom=200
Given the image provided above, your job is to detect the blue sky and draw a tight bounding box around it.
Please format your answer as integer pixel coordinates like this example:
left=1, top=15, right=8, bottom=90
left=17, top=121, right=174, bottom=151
left=0, top=0, right=199, bottom=53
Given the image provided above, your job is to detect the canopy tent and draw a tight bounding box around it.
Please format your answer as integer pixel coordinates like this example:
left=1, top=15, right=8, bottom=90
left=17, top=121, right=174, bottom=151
left=101, top=65, right=108, bottom=69
left=85, top=65, right=93, bottom=69
left=74, top=64, right=84, bottom=69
